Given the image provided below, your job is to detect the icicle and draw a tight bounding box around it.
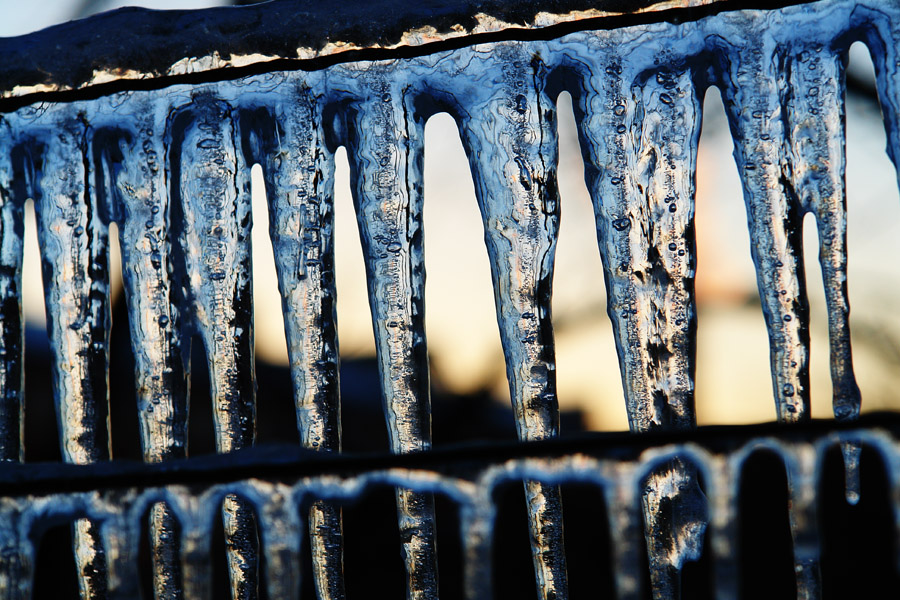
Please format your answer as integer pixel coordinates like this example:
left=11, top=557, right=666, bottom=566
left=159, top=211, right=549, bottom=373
left=345, top=67, right=437, bottom=599
left=783, top=45, right=862, bottom=504
left=455, top=44, right=567, bottom=600
left=604, top=466, right=645, bottom=600
left=719, top=28, right=825, bottom=597
left=181, top=517, right=214, bottom=600
left=460, top=504, right=494, bottom=600
left=572, top=38, right=706, bottom=598
left=104, top=101, right=189, bottom=463
left=571, top=44, right=700, bottom=433
left=101, top=100, right=188, bottom=598
left=100, top=513, right=141, bottom=600
left=0, top=120, right=26, bottom=463
left=242, top=89, right=345, bottom=600
left=256, top=485, right=303, bottom=600
left=33, top=112, right=111, bottom=599
left=170, top=95, right=258, bottom=599
left=149, top=504, right=183, bottom=600
left=707, top=457, right=739, bottom=600
left=786, top=444, right=823, bottom=600
left=718, top=33, right=811, bottom=424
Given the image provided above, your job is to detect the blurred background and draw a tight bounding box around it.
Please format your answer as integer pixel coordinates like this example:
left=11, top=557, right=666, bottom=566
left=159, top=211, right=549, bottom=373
left=3, top=0, right=900, bottom=458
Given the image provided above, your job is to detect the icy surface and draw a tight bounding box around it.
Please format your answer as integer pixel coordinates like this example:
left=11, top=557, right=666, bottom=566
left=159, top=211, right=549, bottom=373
left=1, top=0, right=899, bottom=598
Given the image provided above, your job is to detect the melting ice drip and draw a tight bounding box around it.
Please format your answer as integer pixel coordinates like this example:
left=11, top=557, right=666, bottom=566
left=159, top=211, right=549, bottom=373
left=0, top=0, right=899, bottom=598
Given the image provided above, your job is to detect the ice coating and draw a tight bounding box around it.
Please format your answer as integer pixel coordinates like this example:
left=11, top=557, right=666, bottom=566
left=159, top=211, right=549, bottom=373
left=1, top=0, right=900, bottom=598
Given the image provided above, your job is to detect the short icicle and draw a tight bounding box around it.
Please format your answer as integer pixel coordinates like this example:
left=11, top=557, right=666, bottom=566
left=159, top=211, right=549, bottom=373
left=171, top=95, right=258, bottom=600
left=0, top=119, right=26, bottom=464
left=707, top=456, right=740, bottom=600
left=460, top=503, right=494, bottom=600
left=572, top=38, right=706, bottom=599
left=345, top=66, right=437, bottom=600
left=34, top=111, right=111, bottom=599
left=456, top=43, right=568, bottom=600
left=783, top=45, right=862, bottom=504
left=100, top=511, right=141, bottom=600
left=718, top=28, right=821, bottom=597
left=603, top=462, right=645, bottom=600
left=255, top=484, right=303, bottom=600
left=179, top=499, right=215, bottom=600
left=785, top=444, right=823, bottom=600
left=243, top=87, right=345, bottom=600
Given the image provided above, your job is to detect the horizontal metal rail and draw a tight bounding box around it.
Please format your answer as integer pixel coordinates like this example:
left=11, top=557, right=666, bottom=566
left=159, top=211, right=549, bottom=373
left=0, top=0, right=816, bottom=108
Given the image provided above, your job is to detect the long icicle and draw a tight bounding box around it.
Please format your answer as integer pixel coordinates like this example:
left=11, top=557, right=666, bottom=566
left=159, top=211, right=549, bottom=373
left=242, top=88, right=344, bottom=600
left=34, top=112, right=111, bottom=599
left=572, top=38, right=706, bottom=599
left=171, top=94, right=258, bottom=600
left=346, top=67, right=438, bottom=600
left=718, top=29, right=821, bottom=598
left=102, top=99, right=189, bottom=600
left=784, top=44, right=862, bottom=504
left=456, top=43, right=568, bottom=600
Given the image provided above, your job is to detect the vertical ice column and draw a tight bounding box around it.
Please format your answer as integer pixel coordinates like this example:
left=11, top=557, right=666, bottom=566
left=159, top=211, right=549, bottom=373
left=718, top=35, right=811, bottom=424
left=34, top=113, right=111, bottom=599
left=573, top=46, right=706, bottom=598
left=346, top=69, right=438, bottom=600
left=784, top=45, right=862, bottom=503
left=456, top=45, right=568, bottom=600
left=241, top=91, right=345, bottom=600
left=718, top=32, right=822, bottom=597
left=574, top=54, right=700, bottom=432
left=98, top=103, right=189, bottom=600
left=170, top=95, right=258, bottom=600
left=0, top=121, right=26, bottom=463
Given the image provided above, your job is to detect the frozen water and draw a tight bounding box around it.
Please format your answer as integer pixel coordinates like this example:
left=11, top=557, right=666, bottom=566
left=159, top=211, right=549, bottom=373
left=1, top=0, right=899, bottom=598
